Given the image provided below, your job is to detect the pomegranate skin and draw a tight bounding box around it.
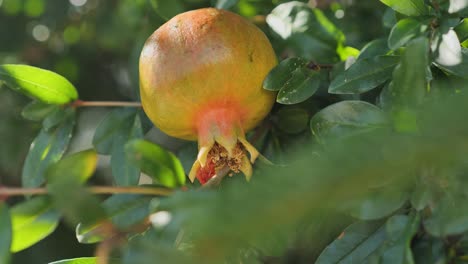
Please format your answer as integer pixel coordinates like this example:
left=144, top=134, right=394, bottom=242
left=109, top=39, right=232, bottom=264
left=140, top=8, right=277, bottom=183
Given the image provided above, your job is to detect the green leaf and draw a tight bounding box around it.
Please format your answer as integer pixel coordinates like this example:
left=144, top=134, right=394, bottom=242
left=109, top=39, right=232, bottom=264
left=149, top=0, right=184, bottom=21
left=315, top=220, right=387, bottom=264
left=410, top=179, right=433, bottom=211
left=49, top=257, right=102, bottom=264
left=275, top=107, right=309, bottom=134
left=454, top=19, right=468, bottom=43
left=412, top=236, right=446, bottom=264
left=93, top=108, right=143, bottom=186
left=22, top=110, right=75, bottom=188
left=0, top=203, right=11, bottom=264
left=328, top=56, right=400, bottom=94
left=310, top=101, right=389, bottom=142
left=449, top=0, right=468, bottom=13
left=387, top=37, right=429, bottom=109
left=358, top=39, right=390, bottom=60
left=434, top=48, right=468, bottom=79
left=21, top=101, right=58, bottom=121
left=76, top=194, right=152, bottom=244
left=388, top=18, right=427, bottom=50
left=263, top=58, right=307, bottom=91
left=424, top=194, right=468, bottom=236
left=42, top=107, right=75, bottom=131
left=348, top=187, right=409, bottom=220
left=0, top=64, right=78, bottom=104
left=46, top=152, right=105, bottom=226
left=46, top=150, right=98, bottom=184
left=212, top=0, right=238, bottom=9
left=125, top=140, right=186, bottom=188
left=10, top=197, right=60, bottom=252
left=276, top=68, right=320, bottom=104
left=379, top=0, right=429, bottom=16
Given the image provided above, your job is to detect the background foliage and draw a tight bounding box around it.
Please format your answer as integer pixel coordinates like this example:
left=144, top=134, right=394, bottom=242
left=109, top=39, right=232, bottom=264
left=1, top=0, right=468, bottom=263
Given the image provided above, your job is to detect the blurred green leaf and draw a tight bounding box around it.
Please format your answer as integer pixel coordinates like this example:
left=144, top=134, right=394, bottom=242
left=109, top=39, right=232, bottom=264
left=315, top=220, right=386, bottom=264
left=328, top=56, right=400, bottom=94
left=448, top=0, right=468, bottom=13
left=46, top=149, right=98, bottom=184
left=337, top=45, right=360, bottom=61
left=424, top=194, right=468, bottom=237
left=310, top=101, right=389, bottom=142
left=435, top=48, right=468, bottom=80
left=125, top=139, right=186, bottom=188
left=49, top=258, right=96, bottom=264
left=412, top=236, right=446, bottom=264
left=42, top=107, right=75, bottom=131
left=263, top=57, right=307, bottom=91
left=275, top=107, right=309, bottom=134
left=454, top=19, right=468, bottom=43
left=358, top=39, right=390, bottom=60
left=383, top=8, right=397, bottom=29
left=150, top=0, right=184, bottom=21
left=46, top=152, right=105, bottom=227
left=0, top=64, right=78, bottom=104
left=410, top=177, right=434, bottom=211
left=10, top=197, right=60, bottom=252
left=22, top=110, right=75, bottom=188
left=21, top=101, right=58, bottom=121
left=276, top=68, right=320, bottom=104
left=212, top=0, right=238, bottom=9
left=348, top=186, right=409, bottom=220
left=388, top=18, right=427, bottom=50
left=388, top=37, right=428, bottom=107
left=0, top=203, right=11, bottom=264
left=379, top=0, right=429, bottom=16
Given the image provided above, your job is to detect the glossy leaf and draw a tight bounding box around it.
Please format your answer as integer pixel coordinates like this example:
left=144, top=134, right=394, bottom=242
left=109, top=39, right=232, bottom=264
left=358, top=39, right=389, bottom=60
left=328, top=56, right=400, bottom=94
left=315, top=220, right=386, bottom=264
left=10, top=197, right=60, bottom=252
left=0, top=64, right=77, bottom=104
left=22, top=110, right=75, bottom=188
left=454, top=19, right=468, bottom=42
left=310, top=101, right=388, bottom=142
left=388, top=18, right=426, bottom=50
left=46, top=149, right=98, bottom=184
left=21, top=101, right=58, bottom=121
left=263, top=57, right=307, bottom=91
left=125, top=140, right=186, bottom=188
left=379, top=0, right=429, bottom=16
left=0, top=203, right=11, bottom=264
left=276, top=68, right=320, bottom=104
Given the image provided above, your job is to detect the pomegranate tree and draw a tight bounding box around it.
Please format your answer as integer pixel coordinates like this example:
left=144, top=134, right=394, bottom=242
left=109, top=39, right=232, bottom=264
left=139, top=8, right=277, bottom=184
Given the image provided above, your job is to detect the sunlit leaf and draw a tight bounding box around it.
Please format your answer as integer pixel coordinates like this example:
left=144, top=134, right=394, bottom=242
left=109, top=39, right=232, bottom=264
left=22, top=110, right=75, bottom=188
left=328, top=56, right=400, bottom=94
left=379, top=0, right=429, bottom=16
left=454, top=19, right=468, bottom=42
left=0, top=64, right=78, bottom=104
left=263, top=57, right=308, bottom=91
left=0, top=203, right=11, bottom=264
left=276, top=68, right=320, bottom=104
left=10, top=197, right=60, bottom=252
left=46, top=149, right=98, bottom=184
left=49, top=257, right=119, bottom=264
left=125, top=140, right=186, bottom=188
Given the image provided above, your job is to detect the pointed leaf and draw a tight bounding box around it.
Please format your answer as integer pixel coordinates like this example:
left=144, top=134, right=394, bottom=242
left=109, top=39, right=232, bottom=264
left=329, top=56, right=400, bottom=94
left=358, top=39, right=390, bottom=60
left=0, top=203, right=11, bottom=264
left=22, top=110, right=75, bottom=188
left=10, top=197, right=60, bottom=252
left=125, top=140, right=186, bottom=188
left=46, top=149, right=98, bottom=184
left=315, top=220, right=386, bottom=264
left=263, top=58, right=307, bottom=91
left=0, top=64, right=78, bottom=104
left=276, top=68, right=320, bottom=104
left=49, top=257, right=121, bottom=264
left=310, top=101, right=388, bottom=142
left=380, top=0, right=429, bottom=16
left=388, top=18, right=427, bottom=50
left=21, top=101, right=58, bottom=121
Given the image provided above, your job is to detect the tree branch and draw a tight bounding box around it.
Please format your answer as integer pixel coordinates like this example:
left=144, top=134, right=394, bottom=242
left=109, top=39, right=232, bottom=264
left=0, top=186, right=172, bottom=197
left=72, top=100, right=142, bottom=108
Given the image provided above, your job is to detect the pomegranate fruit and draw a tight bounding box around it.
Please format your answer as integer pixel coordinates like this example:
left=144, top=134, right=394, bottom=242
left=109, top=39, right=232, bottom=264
left=139, top=8, right=277, bottom=184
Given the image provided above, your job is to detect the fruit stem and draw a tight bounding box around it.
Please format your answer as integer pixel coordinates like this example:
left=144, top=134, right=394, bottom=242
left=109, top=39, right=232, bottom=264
left=72, top=100, right=142, bottom=108
left=0, top=186, right=172, bottom=197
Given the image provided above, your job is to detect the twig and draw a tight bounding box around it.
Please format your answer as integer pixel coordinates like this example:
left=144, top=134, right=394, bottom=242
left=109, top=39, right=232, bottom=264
left=0, top=186, right=172, bottom=197
left=72, top=100, right=142, bottom=108
left=201, top=166, right=231, bottom=189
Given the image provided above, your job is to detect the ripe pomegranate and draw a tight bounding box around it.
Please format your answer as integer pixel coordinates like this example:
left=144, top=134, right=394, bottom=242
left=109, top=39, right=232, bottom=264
left=139, top=8, right=277, bottom=184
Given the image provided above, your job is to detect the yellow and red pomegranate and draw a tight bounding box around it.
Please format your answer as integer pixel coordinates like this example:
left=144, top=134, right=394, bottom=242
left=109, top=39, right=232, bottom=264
left=139, top=8, right=277, bottom=184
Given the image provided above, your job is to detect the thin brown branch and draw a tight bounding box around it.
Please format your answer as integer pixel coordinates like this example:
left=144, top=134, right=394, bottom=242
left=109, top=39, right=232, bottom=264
left=0, top=186, right=172, bottom=197
left=201, top=166, right=231, bottom=189
left=72, top=100, right=142, bottom=108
